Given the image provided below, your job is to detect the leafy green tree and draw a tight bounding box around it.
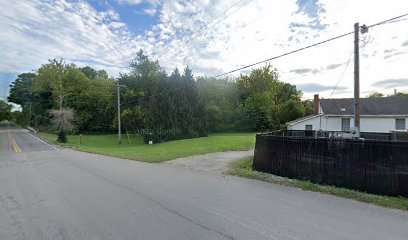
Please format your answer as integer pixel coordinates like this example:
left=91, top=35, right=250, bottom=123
left=32, top=60, right=116, bottom=133
left=237, top=65, right=301, bottom=131
left=7, top=73, right=37, bottom=125
left=197, top=77, right=246, bottom=132
left=0, top=100, right=12, bottom=121
left=302, top=99, right=314, bottom=116
left=279, top=100, right=305, bottom=124
left=8, top=73, right=36, bottom=106
left=119, top=50, right=205, bottom=143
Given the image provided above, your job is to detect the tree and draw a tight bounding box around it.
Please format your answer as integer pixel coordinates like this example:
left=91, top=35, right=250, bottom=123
left=389, top=91, right=408, bottom=97
left=50, top=108, right=74, bottom=142
left=119, top=50, right=205, bottom=143
left=0, top=100, right=12, bottom=121
left=367, top=92, right=384, bottom=98
left=8, top=73, right=37, bottom=125
left=237, top=65, right=302, bottom=131
left=279, top=100, right=305, bottom=124
left=197, top=77, right=241, bottom=132
left=33, top=59, right=68, bottom=111
left=8, top=73, right=36, bottom=106
left=302, top=99, right=314, bottom=116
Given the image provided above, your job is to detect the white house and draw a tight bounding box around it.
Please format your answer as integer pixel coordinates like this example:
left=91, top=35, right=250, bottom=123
left=287, top=95, right=408, bottom=133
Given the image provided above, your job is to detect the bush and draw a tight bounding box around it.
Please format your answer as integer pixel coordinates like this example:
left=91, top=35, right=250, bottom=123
left=57, top=130, right=67, bottom=143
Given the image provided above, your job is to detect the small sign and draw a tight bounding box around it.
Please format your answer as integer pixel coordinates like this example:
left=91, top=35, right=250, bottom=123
left=149, top=140, right=153, bottom=145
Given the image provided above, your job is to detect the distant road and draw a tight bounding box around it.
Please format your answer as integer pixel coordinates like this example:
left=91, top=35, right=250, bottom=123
left=0, top=122, right=57, bottom=155
left=0, top=122, right=407, bottom=240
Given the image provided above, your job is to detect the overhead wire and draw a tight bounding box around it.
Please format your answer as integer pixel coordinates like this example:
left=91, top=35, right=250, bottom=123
left=212, top=13, right=408, bottom=78
left=329, top=51, right=353, bottom=98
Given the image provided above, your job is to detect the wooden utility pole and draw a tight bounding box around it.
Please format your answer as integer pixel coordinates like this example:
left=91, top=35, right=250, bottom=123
left=117, top=82, right=122, bottom=144
left=116, top=83, right=126, bottom=144
left=354, top=22, right=360, bottom=134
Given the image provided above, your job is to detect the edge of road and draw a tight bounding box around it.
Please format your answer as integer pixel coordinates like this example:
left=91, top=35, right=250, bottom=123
left=26, top=131, right=60, bottom=151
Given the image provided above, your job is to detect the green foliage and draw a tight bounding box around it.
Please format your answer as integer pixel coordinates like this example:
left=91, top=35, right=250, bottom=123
left=367, top=91, right=408, bottom=98
left=302, top=99, right=314, bottom=116
left=367, top=92, right=384, bottom=98
left=7, top=73, right=36, bottom=125
left=389, top=92, right=408, bottom=97
left=0, top=100, right=12, bottom=121
left=8, top=51, right=312, bottom=140
left=197, top=77, right=246, bottom=132
left=237, top=65, right=303, bottom=131
left=8, top=60, right=115, bottom=132
left=57, top=130, right=67, bottom=143
left=279, top=100, right=305, bottom=124
left=119, top=50, right=205, bottom=143
left=8, top=73, right=36, bottom=106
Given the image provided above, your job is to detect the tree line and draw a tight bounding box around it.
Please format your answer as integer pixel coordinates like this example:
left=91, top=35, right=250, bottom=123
left=7, top=50, right=312, bottom=143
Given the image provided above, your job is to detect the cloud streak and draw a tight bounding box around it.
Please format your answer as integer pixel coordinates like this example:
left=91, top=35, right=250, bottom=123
left=372, top=78, right=408, bottom=88
left=0, top=0, right=408, bottom=100
left=296, top=83, right=348, bottom=93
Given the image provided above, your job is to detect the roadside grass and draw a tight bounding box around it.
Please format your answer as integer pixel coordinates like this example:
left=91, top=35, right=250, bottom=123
left=227, top=156, right=408, bottom=211
left=39, top=132, right=255, bottom=163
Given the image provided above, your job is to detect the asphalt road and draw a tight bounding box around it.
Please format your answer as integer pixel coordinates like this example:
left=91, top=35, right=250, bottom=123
left=1, top=122, right=408, bottom=240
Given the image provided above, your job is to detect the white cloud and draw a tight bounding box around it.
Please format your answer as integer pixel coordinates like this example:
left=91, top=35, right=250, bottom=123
left=0, top=0, right=146, bottom=77
left=1, top=0, right=408, bottom=99
left=116, top=0, right=143, bottom=5
left=144, top=7, right=157, bottom=16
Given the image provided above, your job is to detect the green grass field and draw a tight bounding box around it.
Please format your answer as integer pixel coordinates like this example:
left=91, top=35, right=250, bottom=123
left=39, top=133, right=255, bottom=163
left=227, top=157, right=408, bottom=210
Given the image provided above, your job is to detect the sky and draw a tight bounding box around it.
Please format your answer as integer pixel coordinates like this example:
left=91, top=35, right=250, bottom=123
left=0, top=0, right=407, bottom=100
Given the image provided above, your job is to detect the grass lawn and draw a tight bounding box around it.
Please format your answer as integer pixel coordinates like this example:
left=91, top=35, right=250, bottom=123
left=39, top=132, right=255, bottom=163
left=227, top=156, right=408, bottom=211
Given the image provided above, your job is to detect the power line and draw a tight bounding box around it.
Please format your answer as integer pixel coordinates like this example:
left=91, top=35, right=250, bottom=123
left=329, top=51, right=353, bottom=97
left=213, top=31, right=354, bottom=78
left=206, top=0, right=248, bottom=26
left=213, top=13, right=408, bottom=78
left=367, top=13, right=408, bottom=28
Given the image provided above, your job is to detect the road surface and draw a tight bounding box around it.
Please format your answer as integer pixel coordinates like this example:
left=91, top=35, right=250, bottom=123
left=1, top=122, right=408, bottom=240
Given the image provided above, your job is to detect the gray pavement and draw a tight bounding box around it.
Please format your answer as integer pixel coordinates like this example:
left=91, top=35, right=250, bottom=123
left=164, top=150, right=254, bottom=174
left=1, top=122, right=408, bottom=240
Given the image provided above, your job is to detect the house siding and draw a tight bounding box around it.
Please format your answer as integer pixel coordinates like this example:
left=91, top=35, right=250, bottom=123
left=287, top=116, right=323, bottom=131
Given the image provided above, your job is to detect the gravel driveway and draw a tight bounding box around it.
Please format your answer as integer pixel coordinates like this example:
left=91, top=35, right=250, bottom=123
left=164, top=149, right=254, bottom=174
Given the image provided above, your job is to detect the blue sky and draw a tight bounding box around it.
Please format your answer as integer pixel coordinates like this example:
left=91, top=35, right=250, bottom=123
left=1, top=0, right=407, bottom=99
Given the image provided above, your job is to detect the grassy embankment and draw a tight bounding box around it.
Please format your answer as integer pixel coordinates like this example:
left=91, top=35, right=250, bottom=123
left=228, top=156, right=408, bottom=210
left=39, top=132, right=255, bottom=163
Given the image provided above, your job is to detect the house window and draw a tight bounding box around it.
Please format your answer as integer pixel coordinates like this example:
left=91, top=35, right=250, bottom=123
left=396, top=119, right=406, bottom=130
left=341, top=118, right=350, bottom=131
left=305, top=125, right=313, bottom=131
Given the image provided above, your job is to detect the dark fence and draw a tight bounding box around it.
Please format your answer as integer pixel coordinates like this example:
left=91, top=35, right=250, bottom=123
left=268, top=130, right=399, bottom=141
left=253, top=133, right=408, bottom=197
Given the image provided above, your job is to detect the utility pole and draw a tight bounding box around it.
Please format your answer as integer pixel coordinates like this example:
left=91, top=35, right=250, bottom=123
left=353, top=22, right=368, bottom=138
left=117, top=82, right=121, bottom=144
left=354, top=22, right=360, bottom=135
left=116, top=82, right=126, bottom=144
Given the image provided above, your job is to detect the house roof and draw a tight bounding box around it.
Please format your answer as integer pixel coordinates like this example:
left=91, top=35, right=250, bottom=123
left=286, top=114, right=318, bottom=125
left=320, top=96, right=408, bottom=115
